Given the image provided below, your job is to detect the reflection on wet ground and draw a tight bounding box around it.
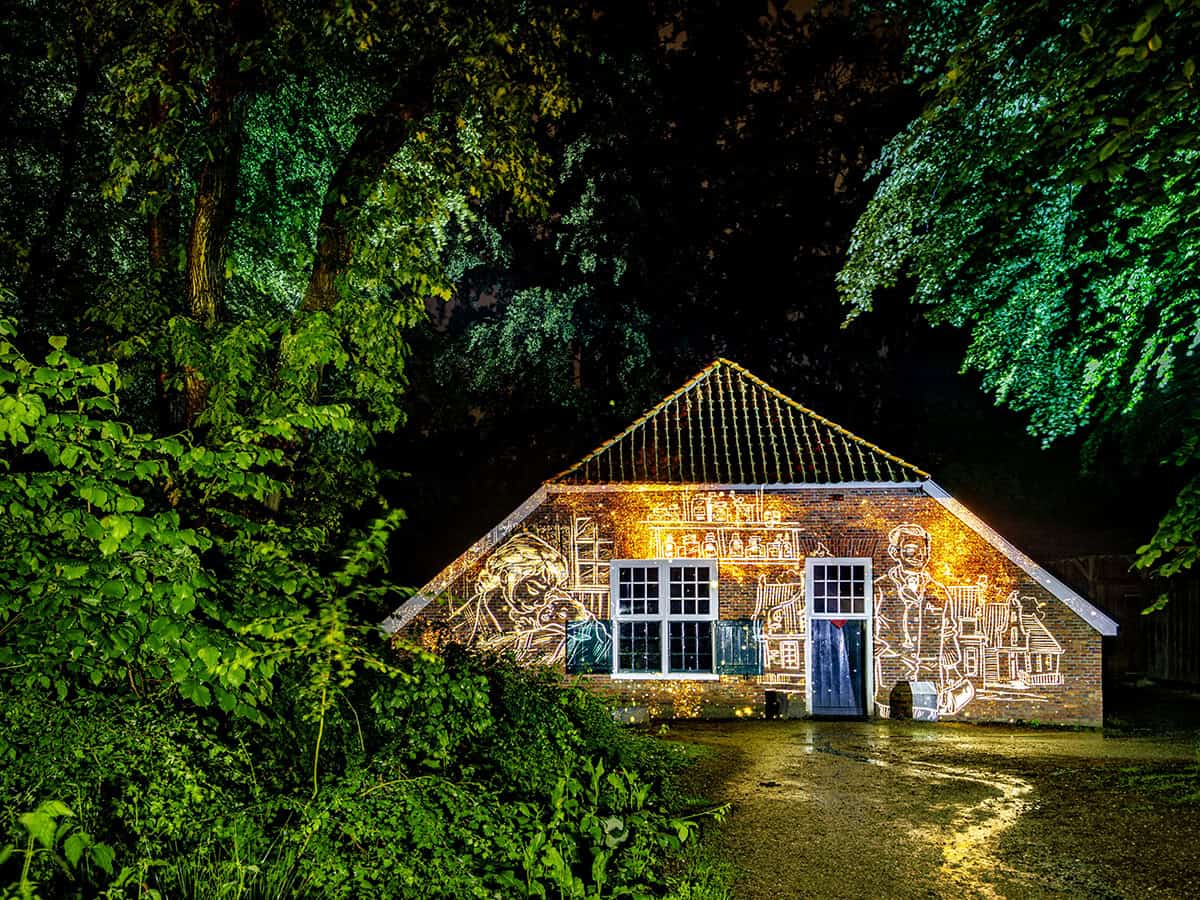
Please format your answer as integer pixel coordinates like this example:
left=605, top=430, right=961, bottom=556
left=670, top=717, right=1200, bottom=899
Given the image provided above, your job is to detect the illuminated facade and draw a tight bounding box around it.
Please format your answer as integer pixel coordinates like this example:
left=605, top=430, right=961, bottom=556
left=385, top=360, right=1117, bottom=725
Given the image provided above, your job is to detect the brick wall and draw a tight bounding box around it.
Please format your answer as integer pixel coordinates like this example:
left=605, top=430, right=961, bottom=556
left=408, top=485, right=1104, bottom=726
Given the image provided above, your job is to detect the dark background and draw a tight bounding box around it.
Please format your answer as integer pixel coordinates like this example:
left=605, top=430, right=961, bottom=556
left=380, top=3, right=1173, bottom=589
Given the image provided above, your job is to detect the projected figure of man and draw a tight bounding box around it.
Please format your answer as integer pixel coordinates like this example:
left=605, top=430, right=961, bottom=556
left=450, top=532, right=594, bottom=663
left=874, top=523, right=974, bottom=716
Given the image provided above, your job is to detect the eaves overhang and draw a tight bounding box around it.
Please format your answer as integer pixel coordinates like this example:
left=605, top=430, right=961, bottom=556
left=382, top=479, right=1119, bottom=638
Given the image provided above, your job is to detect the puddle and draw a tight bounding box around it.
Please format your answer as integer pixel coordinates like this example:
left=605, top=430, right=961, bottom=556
left=808, top=734, right=1036, bottom=896
left=668, top=718, right=1200, bottom=899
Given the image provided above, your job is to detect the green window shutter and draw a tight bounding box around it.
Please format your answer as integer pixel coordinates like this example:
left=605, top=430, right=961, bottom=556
left=566, top=619, right=613, bottom=674
left=716, top=619, right=762, bottom=675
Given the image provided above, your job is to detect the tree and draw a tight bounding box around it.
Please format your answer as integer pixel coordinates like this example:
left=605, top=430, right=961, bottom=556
left=390, top=2, right=923, bottom=577
left=0, top=0, right=587, bottom=739
left=838, top=0, right=1200, bottom=585
left=1, top=0, right=580, bottom=527
left=423, top=1, right=917, bottom=406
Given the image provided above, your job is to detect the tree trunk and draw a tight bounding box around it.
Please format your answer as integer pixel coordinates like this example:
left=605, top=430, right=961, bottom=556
left=265, top=83, right=433, bottom=512
left=19, top=36, right=96, bottom=333
left=275, top=103, right=418, bottom=415
left=184, top=100, right=243, bottom=330
left=298, top=98, right=426, bottom=314
left=147, top=135, right=180, bottom=278
left=148, top=203, right=177, bottom=273
left=181, top=65, right=245, bottom=422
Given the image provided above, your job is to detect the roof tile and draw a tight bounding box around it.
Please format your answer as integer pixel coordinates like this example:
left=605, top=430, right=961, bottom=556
left=551, top=359, right=928, bottom=484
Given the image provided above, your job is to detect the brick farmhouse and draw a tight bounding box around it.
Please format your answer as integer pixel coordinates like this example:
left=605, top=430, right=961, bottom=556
left=384, top=360, right=1117, bottom=725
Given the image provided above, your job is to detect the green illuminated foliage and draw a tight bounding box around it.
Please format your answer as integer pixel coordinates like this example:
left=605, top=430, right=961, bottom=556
left=0, top=7, right=717, bottom=896
left=839, top=0, right=1200, bottom=582
left=1, top=0, right=581, bottom=524
left=0, top=319, right=401, bottom=719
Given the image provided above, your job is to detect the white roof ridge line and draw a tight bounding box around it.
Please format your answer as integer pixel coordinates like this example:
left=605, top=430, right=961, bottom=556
left=921, top=479, right=1119, bottom=636
left=380, top=484, right=550, bottom=634
left=547, top=481, right=923, bottom=492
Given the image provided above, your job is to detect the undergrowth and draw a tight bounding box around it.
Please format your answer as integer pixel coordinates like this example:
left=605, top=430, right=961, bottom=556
left=1, top=648, right=723, bottom=898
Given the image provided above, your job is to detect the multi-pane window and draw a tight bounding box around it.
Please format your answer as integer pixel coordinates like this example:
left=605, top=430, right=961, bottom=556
left=668, top=565, right=711, bottom=615
left=668, top=620, right=713, bottom=672
left=612, top=561, right=717, bottom=676
left=616, top=565, right=660, bottom=615
left=809, top=561, right=868, bottom=616
left=617, top=622, right=661, bottom=673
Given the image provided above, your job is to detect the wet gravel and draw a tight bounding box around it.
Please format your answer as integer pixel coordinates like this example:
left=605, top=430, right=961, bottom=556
left=668, top=717, right=1200, bottom=899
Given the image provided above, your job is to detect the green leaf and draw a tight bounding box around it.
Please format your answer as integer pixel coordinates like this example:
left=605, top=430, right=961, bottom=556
left=170, top=655, right=191, bottom=681
left=91, top=842, right=116, bottom=876
left=101, top=514, right=132, bottom=541
left=196, top=645, right=220, bottom=670
left=62, top=563, right=89, bottom=580
left=80, top=485, right=110, bottom=508
left=63, top=832, right=88, bottom=867
left=171, top=592, right=196, bottom=616
left=48, top=335, right=67, bottom=350
left=1132, top=20, right=1152, bottom=42
left=19, top=802, right=70, bottom=850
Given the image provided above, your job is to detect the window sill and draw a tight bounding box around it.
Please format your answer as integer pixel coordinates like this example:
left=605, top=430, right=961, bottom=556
left=610, top=672, right=720, bottom=681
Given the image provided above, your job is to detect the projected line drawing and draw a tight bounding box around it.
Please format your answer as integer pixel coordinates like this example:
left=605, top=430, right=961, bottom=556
left=954, top=589, right=1062, bottom=701
left=649, top=488, right=804, bottom=562
left=447, top=531, right=593, bottom=663
left=873, top=523, right=1068, bottom=716
left=874, top=523, right=975, bottom=717
left=436, top=503, right=1069, bottom=711
left=753, top=576, right=806, bottom=689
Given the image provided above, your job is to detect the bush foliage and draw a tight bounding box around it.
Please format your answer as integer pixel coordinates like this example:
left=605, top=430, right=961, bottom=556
left=0, top=325, right=713, bottom=898
left=1, top=656, right=706, bottom=899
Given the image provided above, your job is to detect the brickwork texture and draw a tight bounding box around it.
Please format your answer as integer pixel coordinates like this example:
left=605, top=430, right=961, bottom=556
left=405, top=486, right=1104, bottom=726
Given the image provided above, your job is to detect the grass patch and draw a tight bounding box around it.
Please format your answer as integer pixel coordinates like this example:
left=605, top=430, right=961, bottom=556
left=664, top=839, right=737, bottom=900
left=1118, top=761, right=1200, bottom=804
left=652, top=729, right=735, bottom=899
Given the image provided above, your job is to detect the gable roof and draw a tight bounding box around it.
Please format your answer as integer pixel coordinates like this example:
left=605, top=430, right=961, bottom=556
left=923, top=481, right=1119, bottom=636
left=550, top=358, right=928, bottom=485
left=381, top=360, right=1118, bottom=638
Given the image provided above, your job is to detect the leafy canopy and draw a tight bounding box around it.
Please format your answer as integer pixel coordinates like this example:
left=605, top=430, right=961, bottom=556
left=839, top=0, right=1200, bottom=582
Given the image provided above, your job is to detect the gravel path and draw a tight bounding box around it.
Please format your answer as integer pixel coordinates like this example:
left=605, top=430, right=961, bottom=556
left=669, top=719, right=1200, bottom=899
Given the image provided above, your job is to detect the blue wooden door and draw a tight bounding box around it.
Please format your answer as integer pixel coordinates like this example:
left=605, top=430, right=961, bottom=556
left=809, top=619, right=866, bottom=716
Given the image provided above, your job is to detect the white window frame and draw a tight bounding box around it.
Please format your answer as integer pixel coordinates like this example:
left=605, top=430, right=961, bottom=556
left=803, top=557, right=874, bottom=716
left=610, top=559, right=719, bottom=680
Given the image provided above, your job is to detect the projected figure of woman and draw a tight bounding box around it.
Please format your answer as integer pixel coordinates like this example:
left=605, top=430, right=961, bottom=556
left=449, top=532, right=591, bottom=662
